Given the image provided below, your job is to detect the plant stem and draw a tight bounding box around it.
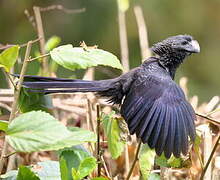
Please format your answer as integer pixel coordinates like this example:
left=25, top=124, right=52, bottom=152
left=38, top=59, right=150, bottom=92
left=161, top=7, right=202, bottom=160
left=126, top=140, right=142, bottom=180
left=27, top=53, right=50, bottom=62
left=200, top=134, right=220, bottom=179
left=96, top=104, right=102, bottom=176
left=0, top=41, right=32, bottom=174
left=2, top=70, right=16, bottom=90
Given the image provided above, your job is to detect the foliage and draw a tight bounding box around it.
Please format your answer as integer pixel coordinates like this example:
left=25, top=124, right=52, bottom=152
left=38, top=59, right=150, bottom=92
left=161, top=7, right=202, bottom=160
left=139, top=144, right=156, bottom=179
left=6, top=111, right=96, bottom=152
left=17, top=166, right=40, bottom=180
left=0, top=120, right=9, bottom=132
left=102, top=111, right=126, bottom=159
left=0, top=45, right=19, bottom=72
left=50, top=44, right=123, bottom=71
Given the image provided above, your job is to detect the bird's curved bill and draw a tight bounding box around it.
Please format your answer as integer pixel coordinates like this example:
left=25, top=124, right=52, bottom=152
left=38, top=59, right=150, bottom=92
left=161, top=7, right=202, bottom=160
left=190, top=40, right=200, bottom=53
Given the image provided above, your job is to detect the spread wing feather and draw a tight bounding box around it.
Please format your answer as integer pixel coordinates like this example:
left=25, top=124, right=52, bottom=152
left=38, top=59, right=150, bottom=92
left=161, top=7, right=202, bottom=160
left=121, top=74, right=196, bottom=158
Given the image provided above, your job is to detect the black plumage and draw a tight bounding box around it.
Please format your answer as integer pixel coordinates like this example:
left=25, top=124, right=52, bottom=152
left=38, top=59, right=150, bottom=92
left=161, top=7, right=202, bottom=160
left=17, top=35, right=200, bottom=158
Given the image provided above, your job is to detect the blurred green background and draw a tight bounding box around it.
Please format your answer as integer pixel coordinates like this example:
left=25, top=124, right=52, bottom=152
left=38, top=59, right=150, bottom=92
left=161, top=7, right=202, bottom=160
left=0, top=0, right=219, bottom=103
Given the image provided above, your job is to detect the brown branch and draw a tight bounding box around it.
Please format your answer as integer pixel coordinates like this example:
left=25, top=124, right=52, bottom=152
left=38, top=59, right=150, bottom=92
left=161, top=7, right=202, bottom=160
left=0, top=41, right=32, bottom=174
left=39, top=5, right=85, bottom=14
left=33, top=6, right=48, bottom=75
left=200, top=135, right=220, bottom=179
left=24, top=9, right=36, bottom=30
left=126, top=140, right=142, bottom=180
left=118, top=5, right=129, bottom=72
left=27, top=53, right=50, bottom=62
left=96, top=104, right=102, bottom=176
left=133, top=5, right=151, bottom=61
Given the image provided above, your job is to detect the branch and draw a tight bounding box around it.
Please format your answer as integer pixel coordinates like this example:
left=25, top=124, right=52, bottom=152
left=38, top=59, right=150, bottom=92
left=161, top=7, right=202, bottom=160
left=0, top=41, right=32, bottom=174
left=96, top=104, right=102, bottom=176
left=39, top=5, right=85, bottom=14
left=27, top=53, right=50, bottom=62
left=126, top=140, right=142, bottom=180
left=117, top=5, right=129, bottom=72
left=33, top=6, right=48, bottom=75
left=200, top=135, right=220, bottom=179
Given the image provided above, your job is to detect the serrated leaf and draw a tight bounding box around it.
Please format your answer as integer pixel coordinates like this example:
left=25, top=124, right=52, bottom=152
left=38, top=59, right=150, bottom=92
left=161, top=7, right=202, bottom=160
left=0, top=120, right=9, bottom=131
left=60, top=157, right=69, bottom=180
left=139, top=144, right=156, bottom=180
left=78, top=157, right=97, bottom=179
left=102, top=112, right=125, bottom=159
left=155, top=154, right=169, bottom=167
left=18, top=87, right=53, bottom=113
left=50, top=45, right=123, bottom=71
left=117, top=0, right=129, bottom=12
left=148, top=173, right=160, bottom=180
left=0, top=45, right=19, bottom=72
left=45, top=36, right=61, bottom=52
left=17, top=166, right=40, bottom=180
left=6, top=111, right=96, bottom=152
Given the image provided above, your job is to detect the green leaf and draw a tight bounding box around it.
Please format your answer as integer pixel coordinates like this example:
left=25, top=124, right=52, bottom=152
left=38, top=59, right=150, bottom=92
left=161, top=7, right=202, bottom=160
left=77, top=157, right=97, bottom=179
left=6, top=111, right=96, bottom=152
left=71, top=168, right=80, bottom=180
left=167, top=156, right=183, bottom=168
left=17, top=166, right=40, bottom=180
left=139, top=144, right=156, bottom=180
left=155, top=154, right=183, bottom=168
left=18, top=87, right=53, bottom=113
left=155, top=154, right=169, bottom=167
left=0, top=120, right=9, bottom=132
left=60, top=157, right=69, bottom=180
left=59, top=146, right=91, bottom=180
left=91, top=178, right=109, bottom=180
left=0, top=45, right=19, bottom=72
left=50, top=45, right=123, bottom=71
left=117, top=0, right=129, bottom=12
left=148, top=173, right=160, bottom=180
left=45, top=36, right=61, bottom=52
left=102, top=112, right=125, bottom=159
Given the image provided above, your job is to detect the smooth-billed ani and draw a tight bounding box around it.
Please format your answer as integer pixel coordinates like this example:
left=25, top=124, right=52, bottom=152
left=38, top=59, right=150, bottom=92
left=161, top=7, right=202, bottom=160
left=18, top=35, right=200, bottom=158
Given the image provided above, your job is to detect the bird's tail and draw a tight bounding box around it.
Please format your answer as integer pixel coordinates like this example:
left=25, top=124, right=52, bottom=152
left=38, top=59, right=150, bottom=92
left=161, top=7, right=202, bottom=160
left=13, top=74, right=123, bottom=104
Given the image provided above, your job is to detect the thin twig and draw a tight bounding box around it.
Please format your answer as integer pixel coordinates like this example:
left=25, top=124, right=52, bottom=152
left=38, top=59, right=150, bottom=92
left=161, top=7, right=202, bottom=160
left=24, top=9, right=36, bottom=30
left=27, top=53, right=50, bottom=62
left=200, top=135, right=220, bottom=179
left=0, top=37, right=41, bottom=51
left=117, top=5, right=129, bottom=72
left=33, top=6, right=48, bottom=75
left=196, top=112, right=220, bottom=125
left=101, top=156, right=111, bottom=178
left=96, top=104, right=102, bottom=176
left=2, top=70, right=16, bottom=90
left=0, top=41, right=32, bottom=174
left=126, top=140, right=142, bottom=180
left=133, top=5, right=151, bottom=61
left=39, top=5, right=85, bottom=14
left=3, top=151, right=17, bottom=158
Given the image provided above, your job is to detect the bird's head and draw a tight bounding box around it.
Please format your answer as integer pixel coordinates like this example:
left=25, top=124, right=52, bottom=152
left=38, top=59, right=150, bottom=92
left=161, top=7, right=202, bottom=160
left=151, top=35, right=200, bottom=72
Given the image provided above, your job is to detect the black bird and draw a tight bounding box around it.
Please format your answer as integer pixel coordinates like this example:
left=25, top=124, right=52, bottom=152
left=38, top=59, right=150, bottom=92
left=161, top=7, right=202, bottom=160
left=19, top=35, right=200, bottom=158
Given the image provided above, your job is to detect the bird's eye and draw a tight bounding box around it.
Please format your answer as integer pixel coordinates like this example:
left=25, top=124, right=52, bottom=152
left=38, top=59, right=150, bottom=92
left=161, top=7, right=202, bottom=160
left=181, top=41, right=188, bottom=45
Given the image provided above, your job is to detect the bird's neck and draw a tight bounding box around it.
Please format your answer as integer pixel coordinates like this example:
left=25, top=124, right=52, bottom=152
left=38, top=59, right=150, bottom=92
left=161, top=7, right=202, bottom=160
left=158, top=52, right=187, bottom=79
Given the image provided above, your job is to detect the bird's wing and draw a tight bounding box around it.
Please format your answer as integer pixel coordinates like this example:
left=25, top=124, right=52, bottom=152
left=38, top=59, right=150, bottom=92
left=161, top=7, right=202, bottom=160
left=120, top=74, right=196, bottom=158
